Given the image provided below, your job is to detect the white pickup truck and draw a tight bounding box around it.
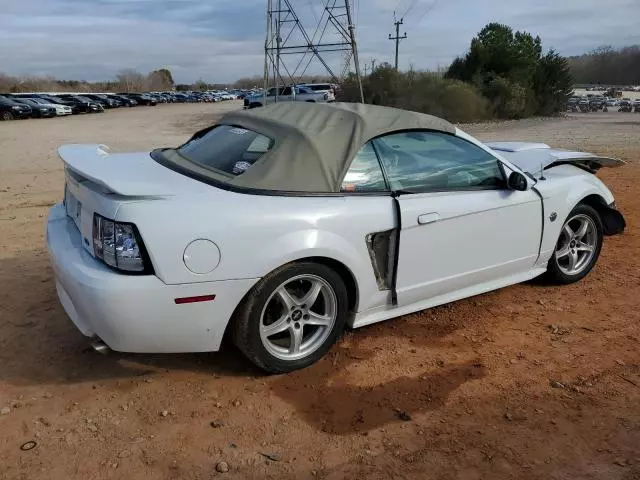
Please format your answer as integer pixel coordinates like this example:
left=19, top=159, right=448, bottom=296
left=244, top=85, right=335, bottom=109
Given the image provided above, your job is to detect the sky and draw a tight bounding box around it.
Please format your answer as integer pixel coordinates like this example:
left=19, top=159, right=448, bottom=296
left=1, top=0, right=638, bottom=83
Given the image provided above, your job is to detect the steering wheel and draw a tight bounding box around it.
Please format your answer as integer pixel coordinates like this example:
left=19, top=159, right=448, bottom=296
left=448, top=164, right=501, bottom=187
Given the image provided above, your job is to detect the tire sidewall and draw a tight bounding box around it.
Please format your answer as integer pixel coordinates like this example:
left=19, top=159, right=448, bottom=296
left=1, top=111, right=13, bottom=121
left=234, top=262, right=349, bottom=373
left=547, top=203, right=604, bottom=284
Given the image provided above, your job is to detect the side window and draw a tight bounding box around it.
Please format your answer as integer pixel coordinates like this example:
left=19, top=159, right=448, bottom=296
left=281, top=87, right=293, bottom=96
left=373, top=131, right=505, bottom=192
left=267, top=88, right=277, bottom=97
left=341, top=142, right=387, bottom=192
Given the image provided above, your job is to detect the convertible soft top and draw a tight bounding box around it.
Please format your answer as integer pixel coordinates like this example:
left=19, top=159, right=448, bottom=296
left=209, top=102, right=456, bottom=193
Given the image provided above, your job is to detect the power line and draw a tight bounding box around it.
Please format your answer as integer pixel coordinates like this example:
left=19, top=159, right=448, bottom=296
left=401, top=0, right=420, bottom=19
left=414, top=0, right=440, bottom=25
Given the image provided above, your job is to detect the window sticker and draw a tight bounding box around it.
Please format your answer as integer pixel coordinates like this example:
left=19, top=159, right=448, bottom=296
left=233, top=161, right=252, bottom=174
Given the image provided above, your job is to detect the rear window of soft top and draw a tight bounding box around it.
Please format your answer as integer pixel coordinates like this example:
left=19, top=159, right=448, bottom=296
left=177, top=125, right=274, bottom=176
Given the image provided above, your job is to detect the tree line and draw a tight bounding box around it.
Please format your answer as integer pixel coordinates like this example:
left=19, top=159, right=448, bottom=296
left=341, top=23, right=574, bottom=121
left=0, top=68, right=175, bottom=93
left=568, top=46, right=640, bottom=85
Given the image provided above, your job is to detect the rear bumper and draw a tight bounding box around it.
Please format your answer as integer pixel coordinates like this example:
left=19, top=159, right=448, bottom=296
left=46, top=204, right=258, bottom=353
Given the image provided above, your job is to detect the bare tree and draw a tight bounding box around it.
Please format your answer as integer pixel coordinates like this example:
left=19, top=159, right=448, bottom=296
left=147, top=69, right=174, bottom=91
left=116, top=69, right=146, bottom=92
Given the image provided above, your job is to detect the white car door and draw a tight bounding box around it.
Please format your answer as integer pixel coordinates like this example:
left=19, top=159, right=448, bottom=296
left=372, top=131, right=542, bottom=307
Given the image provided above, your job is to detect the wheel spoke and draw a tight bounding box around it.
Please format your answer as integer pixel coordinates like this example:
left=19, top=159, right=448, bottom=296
left=276, top=286, right=299, bottom=310
left=306, top=311, right=332, bottom=327
left=299, top=280, right=322, bottom=308
left=261, top=313, right=290, bottom=338
left=289, top=325, right=304, bottom=354
left=576, top=242, right=594, bottom=252
left=556, top=245, right=570, bottom=260
left=567, top=250, right=579, bottom=271
left=575, top=219, right=589, bottom=240
left=563, top=223, right=575, bottom=239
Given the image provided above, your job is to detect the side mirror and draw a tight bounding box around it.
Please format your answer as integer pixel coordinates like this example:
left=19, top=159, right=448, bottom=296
left=507, top=171, right=528, bottom=191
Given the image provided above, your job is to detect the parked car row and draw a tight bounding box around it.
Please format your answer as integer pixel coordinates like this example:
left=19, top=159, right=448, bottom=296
left=0, top=90, right=244, bottom=120
left=566, top=95, right=640, bottom=113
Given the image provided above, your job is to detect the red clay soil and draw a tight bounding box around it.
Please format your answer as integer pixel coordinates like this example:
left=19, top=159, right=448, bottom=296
left=0, top=107, right=638, bottom=479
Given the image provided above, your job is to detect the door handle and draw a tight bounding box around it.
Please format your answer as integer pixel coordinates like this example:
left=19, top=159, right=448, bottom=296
left=417, top=213, right=440, bottom=225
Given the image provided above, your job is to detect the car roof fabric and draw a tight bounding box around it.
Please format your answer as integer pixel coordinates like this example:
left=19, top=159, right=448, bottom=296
left=211, top=102, right=456, bottom=193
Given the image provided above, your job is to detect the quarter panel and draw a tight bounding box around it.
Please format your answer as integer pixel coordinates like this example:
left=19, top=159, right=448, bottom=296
left=115, top=192, right=395, bottom=312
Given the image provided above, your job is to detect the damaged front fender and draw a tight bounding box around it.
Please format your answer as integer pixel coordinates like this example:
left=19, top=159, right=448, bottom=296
left=601, top=204, right=626, bottom=236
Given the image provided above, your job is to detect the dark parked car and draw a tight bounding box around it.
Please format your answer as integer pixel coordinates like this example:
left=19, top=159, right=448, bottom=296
left=146, top=93, right=167, bottom=103
left=12, top=98, right=56, bottom=118
left=55, top=95, right=104, bottom=113
left=28, top=95, right=80, bottom=114
left=84, top=94, right=121, bottom=108
left=118, top=93, right=156, bottom=106
left=618, top=100, right=632, bottom=113
left=108, top=94, right=138, bottom=107
left=0, top=96, right=32, bottom=120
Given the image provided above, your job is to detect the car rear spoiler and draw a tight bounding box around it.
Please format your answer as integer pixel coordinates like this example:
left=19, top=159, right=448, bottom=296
left=58, top=144, right=211, bottom=197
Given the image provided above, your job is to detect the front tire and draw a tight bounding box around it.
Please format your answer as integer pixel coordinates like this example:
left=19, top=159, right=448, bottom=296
left=544, top=203, right=603, bottom=284
left=232, top=262, right=348, bottom=374
left=1, top=111, right=13, bottom=121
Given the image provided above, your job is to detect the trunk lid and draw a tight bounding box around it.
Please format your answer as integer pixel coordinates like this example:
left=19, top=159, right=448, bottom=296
left=58, top=144, right=211, bottom=258
left=58, top=144, right=212, bottom=197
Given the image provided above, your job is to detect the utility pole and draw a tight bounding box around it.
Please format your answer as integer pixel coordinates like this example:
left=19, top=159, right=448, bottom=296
left=388, top=17, right=407, bottom=71
left=371, top=59, right=376, bottom=74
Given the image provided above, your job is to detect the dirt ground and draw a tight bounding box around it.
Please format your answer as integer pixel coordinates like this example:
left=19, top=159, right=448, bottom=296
left=0, top=104, right=638, bottom=480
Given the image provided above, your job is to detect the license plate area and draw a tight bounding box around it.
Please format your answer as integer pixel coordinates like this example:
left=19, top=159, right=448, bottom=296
left=64, top=184, right=82, bottom=231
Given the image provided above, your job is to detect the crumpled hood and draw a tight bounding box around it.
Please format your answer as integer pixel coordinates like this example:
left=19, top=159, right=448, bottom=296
left=58, top=144, right=213, bottom=197
left=487, top=142, right=625, bottom=175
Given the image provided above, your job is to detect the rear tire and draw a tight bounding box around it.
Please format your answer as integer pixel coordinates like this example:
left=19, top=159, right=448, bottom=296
left=232, top=262, right=348, bottom=374
left=544, top=203, right=603, bottom=284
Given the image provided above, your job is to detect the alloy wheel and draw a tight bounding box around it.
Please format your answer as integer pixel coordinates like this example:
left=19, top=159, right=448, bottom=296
left=259, top=274, right=337, bottom=361
left=555, top=214, right=598, bottom=276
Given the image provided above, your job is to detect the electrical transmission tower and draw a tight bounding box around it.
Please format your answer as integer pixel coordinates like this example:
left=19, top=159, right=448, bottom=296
left=264, top=0, right=364, bottom=102
left=388, top=17, right=407, bottom=70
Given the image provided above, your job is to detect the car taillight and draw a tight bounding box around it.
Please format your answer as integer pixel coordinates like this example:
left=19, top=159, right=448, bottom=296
left=92, top=213, right=152, bottom=274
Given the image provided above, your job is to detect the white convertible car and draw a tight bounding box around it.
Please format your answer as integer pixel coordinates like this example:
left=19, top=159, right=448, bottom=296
left=46, top=103, right=626, bottom=373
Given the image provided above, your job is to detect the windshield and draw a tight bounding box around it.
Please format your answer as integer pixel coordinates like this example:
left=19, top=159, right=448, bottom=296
left=175, top=125, right=274, bottom=177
